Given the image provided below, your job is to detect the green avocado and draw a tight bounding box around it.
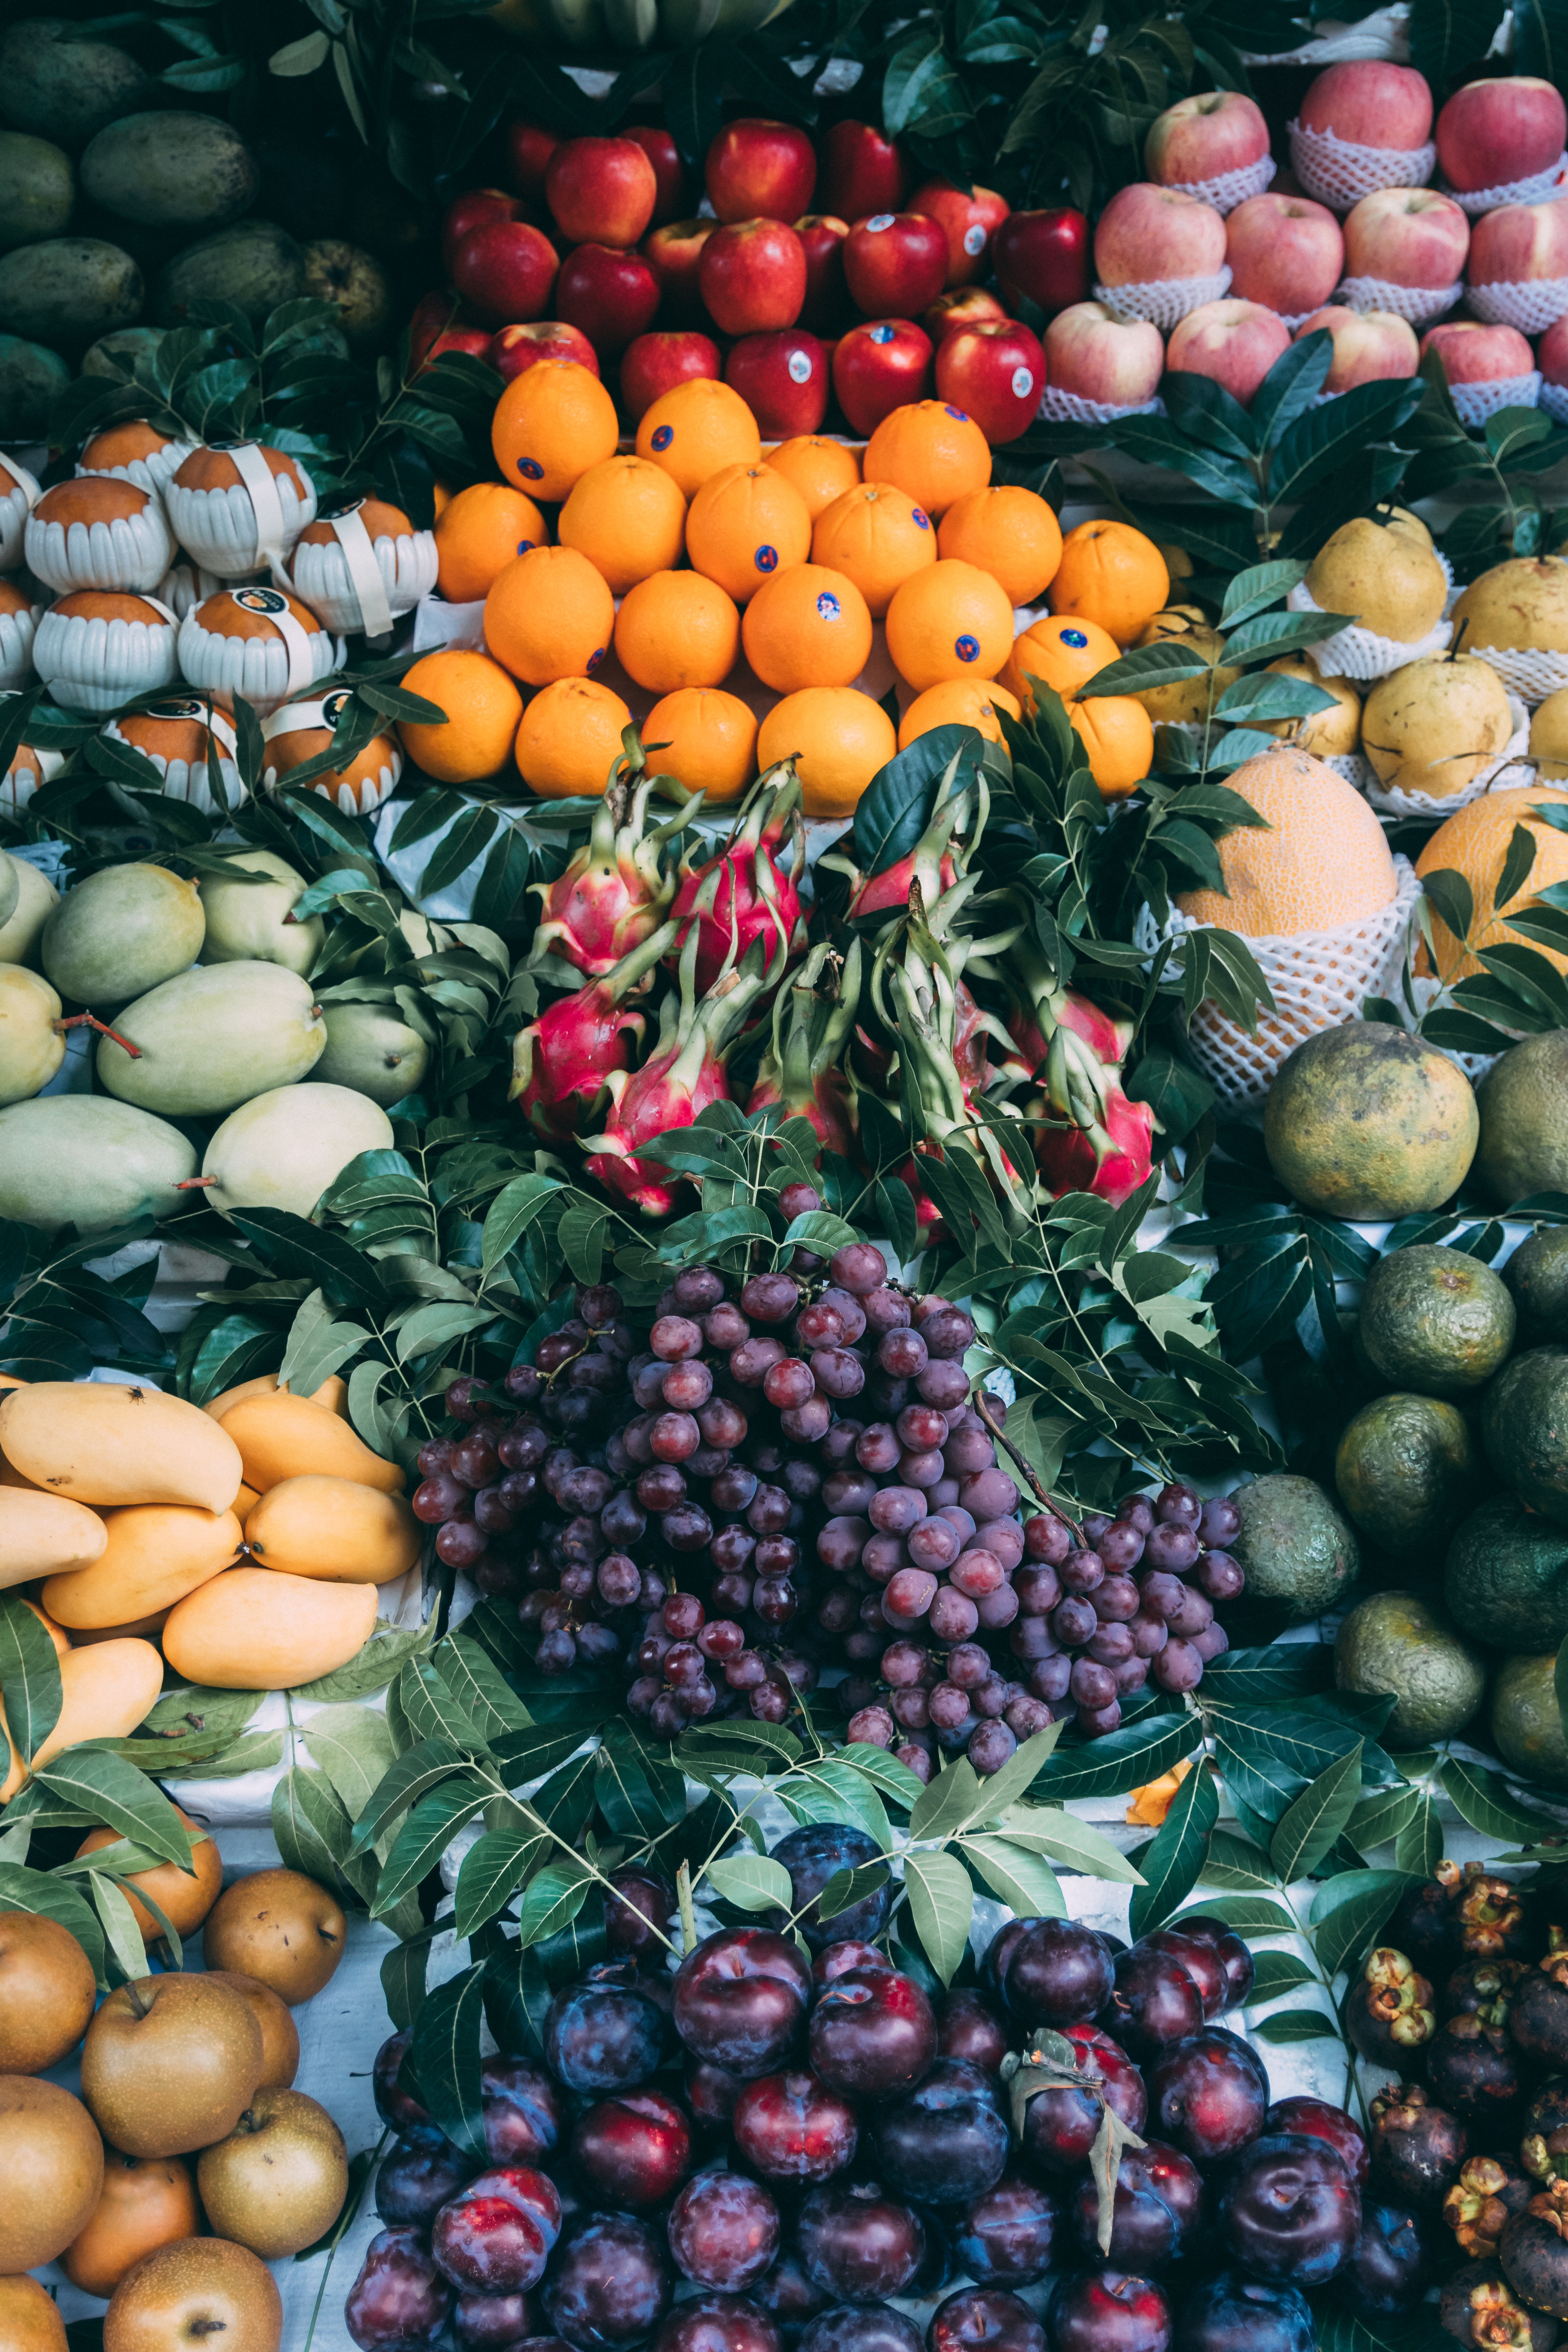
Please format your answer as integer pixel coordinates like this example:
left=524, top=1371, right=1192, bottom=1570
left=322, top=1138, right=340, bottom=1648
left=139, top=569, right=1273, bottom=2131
left=1358, top=1243, right=1516, bottom=1399
left=1482, top=1348, right=1568, bottom=1526
left=1228, top=1473, right=1361, bottom=1623
left=1334, top=1590, right=1486, bottom=1748
left=1445, top=1490, right=1568, bottom=1650
left=1505, top=1228, right=1568, bottom=1347
left=1334, top=1392, right=1487, bottom=1558
left=1492, top=1652, right=1568, bottom=1789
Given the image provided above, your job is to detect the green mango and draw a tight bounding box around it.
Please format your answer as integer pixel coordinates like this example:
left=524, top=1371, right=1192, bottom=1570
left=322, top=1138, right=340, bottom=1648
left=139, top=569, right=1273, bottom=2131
left=199, top=850, right=323, bottom=978
left=81, top=111, right=257, bottom=231
left=0, top=20, right=152, bottom=150
left=43, top=862, right=204, bottom=1006
left=316, top=1002, right=428, bottom=1107
left=0, top=965, right=64, bottom=1104
left=0, top=132, right=74, bottom=253
left=199, top=1080, right=393, bottom=1219
left=0, top=235, right=142, bottom=348
left=98, top=960, right=325, bottom=1116
left=0, top=856, right=59, bottom=969
left=154, top=218, right=302, bottom=327
left=0, top=331, right=71, bottom=437
left=0, top=1094, right=195, bottom=1232
left=81, top=323, right=163, bottom=379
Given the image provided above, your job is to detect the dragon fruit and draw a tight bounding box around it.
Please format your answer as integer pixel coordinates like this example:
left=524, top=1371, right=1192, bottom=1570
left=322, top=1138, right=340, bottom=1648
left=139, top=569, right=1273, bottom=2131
left=1032, top=1020, right=1155, bottom=1208
left=530, top=758, right=697, bottom=980
left=669, top=764, right=806, bottom=995
left=509, top=921, right=677, bottom=1142
left=848, top=844, right=959, bottom=922
left=747, top=938, right=860, bottom=1160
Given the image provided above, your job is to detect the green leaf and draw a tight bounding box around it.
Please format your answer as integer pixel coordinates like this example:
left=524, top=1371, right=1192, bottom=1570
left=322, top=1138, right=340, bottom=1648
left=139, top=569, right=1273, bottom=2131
left=32, top=1749, right=190, bottom=1866
left=409, top=1960, right=488, bottom=2164
left=1309, top=1870, right=1418, bottom=1980
left=1248, top=1949, right=1317, bottom=2000
left=960, top=1834, right=1066, bottom=1919
left=996, top=1806, right=1146, bottom=1884
left=902, top=1847, right=974, bottom=1985
left=1394, top=1788, right=1443, bottom=1880
left=956, top=1725, right=1064, bottom=1824
left=292, top=1625, right=434, bottom=1707
left=454, top=1827, right=542, bottom=1940
left=351, top=1737, right=467, bottom=1851
left=301, top=1706, right=399, bottom=1826
left=1076, top=642, right=1212, bottom=701
left=271, top=1765, right=344, bottom=1892
left=1252, top=2006, right=1342, bottom=2043
left=596, top=1723, right=685, bottom=1840
left=230, top=1208, right=386, bottom=1314
left=909, top=1756, right=986, bottom=1842
left=481, top=1172, right=560, bottom=1270
left=399, top=1659, right=491, bottom=1753
left=0, top=1862, right=105, bottom=1984
left=1129, top=1762, right=1219, bottom=1938
left=1199, top=1830, right=1280, bottom=1891
left=1442, top=1755, right=1563, bottom=1845
left=515, top=1856, right=592, bottom=1946
left=1270, top=1742, right=1364, bottom=1883
left=1030, top=1712, right=1203, bottom=1800
left=373, top=1778, right=491, bottom=1915
left=89, top=1869, right=149, bottom=1984
left=1174, top=1895, right=1299, bottom=1936
left=816, top=1863, right=891, bottom=1924
left=780, top=1760, right=893, bottom=1850
left=0, top=1592, right=62, bottom=1764
left=1346, top=1784, right=1421, bottom=1851
left=706, top=1853, right=794, bottom=1912
left=853, top=729, right=978, bottom=877
left=835, top=1744, right=927, bottom=1810
left=433, top=1633, right=532, bottom=1741
left=381, top=1933, right=432, bottom=2032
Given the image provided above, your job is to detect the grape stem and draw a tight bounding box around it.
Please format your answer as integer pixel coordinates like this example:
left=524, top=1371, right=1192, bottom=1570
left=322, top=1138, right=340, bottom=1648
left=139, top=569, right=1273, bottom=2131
left=974, top=1390, right=1085, bottom=1546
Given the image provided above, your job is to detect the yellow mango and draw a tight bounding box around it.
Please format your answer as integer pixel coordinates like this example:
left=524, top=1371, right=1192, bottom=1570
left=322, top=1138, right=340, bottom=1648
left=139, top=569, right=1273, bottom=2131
left=69, top=1610, right=171, bottom=1646
left=0, top=1383, right=242, bottom=1514
left=162, top=1568, right=377, bottom=1690
left=243, top=1475, right=420, bottom=1585
left=0, top=1455, right=45, bottom=1491
left=42, top=1503, right=242, bottom=1630
left=236, top=1483, right=260, bottom=1519
left=0, top=1639, right=163, bottom=1799
left=218, top=1390, right=403, bottom=1496
left=203, top=1373, right=350, bottom=1424
left=0, top=1487, right=109, bottom=1588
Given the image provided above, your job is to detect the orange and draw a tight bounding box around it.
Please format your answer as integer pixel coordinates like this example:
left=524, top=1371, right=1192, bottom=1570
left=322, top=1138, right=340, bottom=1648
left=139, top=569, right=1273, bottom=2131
left=1001, top=614, right=1120, bottom=710
left=491, top=359, right=620, bottom=503
left=516, top=676, right=633, bottom=799
left=484, top=544, right=616, bottom=687
left=396, top=649, right=524, bottom=782
left=643, top=687, right=759, bottom=804
left=885, top=559, right=1014, bottom=691
left=811, top=483, right=937, bottom=619
left=1176, top=746, right=1399, bottom=936
left=433, top=482, right=549, bottom=604
left=432, top=480, right=454, bottom=519
left=742, top=563, right=873, bottom=694
left=757, top=688, right=896, bottom=819
left=899, top=677, right=1021, bottom=749
left=1049, top=519, right=1169, bottom=646
left=686, top=463, right=812, bottom=605
left=1068, top=696, right=1153, bottom=801
left=863, top=400, right=991, bottom=520
left=938, top=485, right=1063, bottom=610
left=558, top=456, right=686, bottom=596
left=1414, top=785, right=1568, bottom=982
left=766, top=436, right=862, bottom=520
left=615, top=572, right=740, bottom=693
left=636, top=379, right=762, bottom=499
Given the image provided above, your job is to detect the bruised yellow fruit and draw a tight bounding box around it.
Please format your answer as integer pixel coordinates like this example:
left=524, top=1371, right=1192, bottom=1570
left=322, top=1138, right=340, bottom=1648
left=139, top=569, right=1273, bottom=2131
left=204, top=1371, right=349, bottom=1424
left=218, top=1388, right=403, bottom=1495
left=162, top=1567, right=377, bottom=1690
left=1361, top=653, right=1514, bottom=800
left=1452, top=555, right=1568, bottom=654
left=244, top=1474, right=421, bottom=1584
left=1306, top=516, right=1448, bottom=642
left=202, top=1868, right=347, bottom=2004
left=1262, top=655, right=1362, bottom=758
left=0, top=1381, right=242, bottom=1512
left=43, top=1502, right=241, bottom=1628
left=1529, top=687, right=1568, bottom=779
left=1, top=1638, right=165, bottom=1798
left=0, top=1485, right=109, bottom=1587
left=75, top=1805, right=221, bottom=1940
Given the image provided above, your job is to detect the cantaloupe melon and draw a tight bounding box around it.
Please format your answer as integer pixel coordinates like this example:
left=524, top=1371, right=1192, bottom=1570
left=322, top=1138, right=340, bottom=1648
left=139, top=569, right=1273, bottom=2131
left=42, top=1501, right=241, bottom=1628
left=243, top=1474, right=419, bottom=1585
left=161, top=1568, right=376, bottom=1689
left=217, top=1389, right=401, bottom=1495
left=0, top=1381, right=242, bottom=1512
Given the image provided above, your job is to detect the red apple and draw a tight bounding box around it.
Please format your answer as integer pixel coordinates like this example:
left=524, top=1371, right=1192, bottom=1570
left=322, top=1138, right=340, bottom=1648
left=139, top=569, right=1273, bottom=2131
left=409, top=289, right=463, bottom=373
left=557, top=243, right=661, bottom=358
left=1226, top=192, right=1343, bottom=315
left=843, top=212, right=947, bottom=318
left=1094, top=185, right=1227, bottom=287
left=1044, top=302, right=1164, bottom=405
left=546, top=136, right=658, bottom=249
left=831, top=317, right=933, bottom=434
left=491, top=320, right=601, bottom=381
left=626, top=126, right=688, bottom=227
left=442, top=188, right=526, bottom=277
left=924, top=287, right=1008, bottom=343
left=934, top=318, right=1044, bottom=442
left=621, top=330, right=722, bottom=421
left=795, top=215, right=851, bottom=332
left=1541, top=313, right=1568, bottom=385
left=698, top=218, right=807, bottom=335
left=1438, top=77, right=1566, bottom=194
left=1420, top=318, right=1535, bottom=383
left=506, top=120, right=560, bottom=198
left=419, top=324, right=494, bottom=374
left=1293, top=304, right=1418, bottom=390
left=450, top=220, right=558, bottom=326
left=1469, top=196, right=1568, bottom=283
left=1145, top=92, right=1270, bottom=189
left=642, top=219, right=714, bottom=321
left=1299, top=62, right=1434, bottom=151
left=705, top=118, right=817, bottom=225
left=991, top=209, right=1091, bottom=314
left=909, top=178, right=1010, bottom=287
left=817, top=121, right=911, bottom=223
left=1343, top=188, right=1469, bottom=287
left=1166, top=298, right=1292, bottom=406
left=726, top=329, right=830, bottom=435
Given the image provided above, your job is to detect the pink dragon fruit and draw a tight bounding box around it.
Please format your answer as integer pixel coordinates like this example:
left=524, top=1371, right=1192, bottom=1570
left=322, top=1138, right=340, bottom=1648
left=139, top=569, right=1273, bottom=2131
left=747, top=939, right=860, bottom=1160
left=669, top=763, right=806, bottom=995
left=531, top=763, right=696, bottom=980
left=1005, top=985, right=1136, bottom=1085
left=509, top=921, right=677, bottom=1142
left=848, top=844, right=959, bottom=922
left=1032, top=1021, right=1155, bottom=1208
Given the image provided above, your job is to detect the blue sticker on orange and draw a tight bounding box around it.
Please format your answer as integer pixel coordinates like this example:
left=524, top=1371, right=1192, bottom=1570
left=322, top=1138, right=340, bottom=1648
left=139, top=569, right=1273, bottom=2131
left=816, top=592, right=841, bottom=621
left=945, top=405, right=969, bottom=421
left=913, top=510, right=931, bottom=529
left=651, top=425, right=674, bottom=450
left=1062, top=628, right=1088, bottom=648
left=518, top=457, right=544, bottom=480
left=755, top=546, right=779, bottom=572
left=955, top=635, right=980, bottom=663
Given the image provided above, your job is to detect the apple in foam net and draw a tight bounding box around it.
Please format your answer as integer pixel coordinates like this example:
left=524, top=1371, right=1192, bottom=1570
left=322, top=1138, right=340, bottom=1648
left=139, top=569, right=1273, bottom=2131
left=1093, top=184, right=1227, bottom=285
left=1343, top=187, right=1470, bottom=286
left=909, top=179, right=1011, bottom=287
left=726, top=330, right=831, bottom=437
left=450, top=220, right=558, bottom=326
left=1437, top=77, right=1567, bottom=193
left=1225, top=192, right=1344, bottom=316
left=699, top=218, right=807, bottom=335
left=844, top=211, right=949, bottom=317
left=546, top=137, right=658, bottom=248
left=1293, top=305, right=1419, bottom=390
left=1468, top=196, right=1568, bottom=283
left=1044, top=301, right=1164, bottom=405
left=491, top=321, right=600, bottom=382
left=706, top=118, right=817, bottom=224
left=1145, top=91, right=1270, bottom=187
left=817, top=121, right=911, bottom=221
left=620, top=331, right=722, bottom=423
left=1542, top=314, right=1568, bottom=385
left=557, top=243, right=660, bottom=358
left=642, top=220, right=713, bottom=321
left=833, top=317, right=934, bottom=434
left=1420, top=318, right=1536, bottom=383
left=794, top=215, right=850, bottom=332
left=993, top=209, right=1091, bottom=313
left=935, top=319, right=1046, bottom=441
left=1299, top=61, right=1435, bottom=151
left=1166, top=298, right=1292, bottom=405
left=626, top=126, right=687, bottom=227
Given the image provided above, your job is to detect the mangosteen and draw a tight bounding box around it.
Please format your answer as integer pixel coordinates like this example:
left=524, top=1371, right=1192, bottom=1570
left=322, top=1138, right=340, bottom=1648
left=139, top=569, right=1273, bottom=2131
left=1389, top=1866, right=1463, bottom=1975
left=1514, top=1940, right=1568, bottom=2070
left=1455, top=1867, right=1546, bottom=1966
left=1428, top=2014, right=1526, bottom=2132
left=1440, top=2258, right=1560, bottom=2350
left=1370, top=2084, right=1470, bottom=2208
left=1526, top=2130, right=1568, bottom=2187
left=1338, top=2199, right=1434, bottom=2314
left=1445, top=2158, right=1534, bottom=2261
left=1528, top=2080, right=1568, bottom=2149
left=1346, top=1948, right=1436, bottom=2070
left=1447, top=1959, right=1526, bottom=2023
left=1504, top=2184, right=1568, bottom=2321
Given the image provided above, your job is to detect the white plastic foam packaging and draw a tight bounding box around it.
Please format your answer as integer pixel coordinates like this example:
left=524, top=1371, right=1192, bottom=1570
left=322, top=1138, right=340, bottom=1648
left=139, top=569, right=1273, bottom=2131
left=1288, top=120, right=1437, bottom=209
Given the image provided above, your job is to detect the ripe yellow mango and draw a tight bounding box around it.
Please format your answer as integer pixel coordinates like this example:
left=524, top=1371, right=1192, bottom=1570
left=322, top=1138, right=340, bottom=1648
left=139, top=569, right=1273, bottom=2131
left=203, top=1372, right=349, bottom=1425
left=70, top=1609, right=171, bottom=1646
left=218, top=1390, right=402, bottom=1496
left=243, top=1475, right=420, bottom=1585
left=0, top=1383, right=242, bottom=1514
left=0, top=1638, right=163, bottom=1799
left=42, top=1503, right=242, bottom=1629
left=0, top=1487, right=109, bottom=1589
left=236, top=1483, right=260, bottom=1519
left=162, top=1568, right=377, bottom=1690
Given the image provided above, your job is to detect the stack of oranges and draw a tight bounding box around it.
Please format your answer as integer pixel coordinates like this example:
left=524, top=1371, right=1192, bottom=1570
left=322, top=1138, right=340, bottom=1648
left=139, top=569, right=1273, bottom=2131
left=398, top=359, right=1170, bottom=818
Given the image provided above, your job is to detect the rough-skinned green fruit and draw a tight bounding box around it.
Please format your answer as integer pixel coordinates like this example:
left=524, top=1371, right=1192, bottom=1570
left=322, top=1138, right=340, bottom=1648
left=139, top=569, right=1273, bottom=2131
left=154, top=219, right=302, bottom=327
left=0, top=1093, right=195, bottom=1232
left=0, top=132, right=73, bottom=252
left=1334, top=1392, right=1487, bottom=1557
left=97, top=961, right=325, bottom=1116
left=1445, top=1489, right=1568, bottom=1648
left=1476, top=1031, right=1568, bottom=1205
left=43, top=862, right=204, bottom=1006
left=300, top=240, right=389, bottom=347
left=1333, top=1590, right=1485, bottom=1748
left=198, top=1081, right=393, bottom=1220
left=316, top=1002, right=428, bottom=1107
left=0, top=235, right=141, bottom=346
left=1229, top=1473, right=1360, bottom=1622
left=0, top=965, right=63, bottom=1105
left=1492, top=1652, right=1568, bottom=1788
left=0, top=331, right=71, bottom=437
left=198, top=850, right=323, bottom=978
left=1358, top=1243, right=1516, bottom=1397
left=81, top=322, right=162, bottom=378
left=1263, top=1021, right=1479, bottom=1220
left=1506, top=1228, right=1568, bottom=1346
left=81, top=112, right=257, bottom=231
left=0, top=856, right=59, bottom=970
left=1482, top=1347, right=1568, bottom=1526
left=0, top=20, right=152, bottom=149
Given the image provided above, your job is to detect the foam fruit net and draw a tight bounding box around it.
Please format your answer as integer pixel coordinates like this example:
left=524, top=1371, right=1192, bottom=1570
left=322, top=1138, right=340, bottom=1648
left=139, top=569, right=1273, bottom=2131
left=1034, top=387, right=1163, bottom=425
left=1449, top=372, right=1542, bottom=425
left=1285, top=579, right=1452, bottom=681
left=1463, top=642, right=1568, bottom=706
left=1093, top=267, right=1232, bottom=330
left=1335, top=274, right=1464, bottom=325
left=1164, top=152, right=1276, bottom=215
left=1288, top=120, right=1436, bottom=208
left=1466, top=276, right=1568, bottom=333
left=1361, top=693, right=1532, bottom=819
left=1543, top=381, right=1568, bottom=424
left=1444, top=154, right=1568, bottom=215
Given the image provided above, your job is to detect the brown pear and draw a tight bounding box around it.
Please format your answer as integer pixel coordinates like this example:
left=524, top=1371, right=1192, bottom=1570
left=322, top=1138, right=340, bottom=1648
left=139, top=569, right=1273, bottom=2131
left=201, top=1866, right=347, bottom=2004
left=0, top=1907, right=98, bottom=2071
left=0, top=2073, right=105, bottom=2269
left=205, top=1968, right=300, bottom=2089
left=0, top=2276, right=67, bottom=2352
left=63, top=2149, right=201, bottom=2298
left=75, top=1806, right=223, bottom=1940
left=197, top=2085, right=348, bottom=2257
left=104, top=2237, right=281, bottom=2352
left=81, top=1973, right=264, bottom=2158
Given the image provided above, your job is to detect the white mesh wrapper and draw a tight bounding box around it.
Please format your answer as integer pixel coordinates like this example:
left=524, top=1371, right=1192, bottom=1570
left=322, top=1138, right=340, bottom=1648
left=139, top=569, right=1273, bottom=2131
left=24, top=496, right=173, bottom=596
left=0, top=456, right=40, bottom=574
left=178, top=591, right=342, bottom=716
left=1035, top=388, right=1163, bottom=426
left=1444, top=155, right=1568, bottom=215
left=1289, top=120, right=1437, bottom=209
left=105, top=702, right=245, bottom=817
left=0, top=600, right=40, bottom=693
left=1335, top=274, right=1465, bottom=325
left=1163, top=153, right=1276, bottom=215
left=1449, top=371, right=1542, bottom=424
left=1286, top=579, right=1452, bottom=679
left=1, top=738, right=63, bottom=817
left=33, top=599, right=180, bottom=713
left=1134, top=855, right=1423, bottom=1112
left=1363, top=692, right=1532, bottom=817
left=1459, top=642, right=1568, bottom=706
left=286, top=514, right=437, bottom=636
left=165, top=449, right=317, bottom=580
left=1543, top=380, right=1568, bottom=425
left=1093, top=268, right=1232, bottom=329
left=78, top=436, right=195, bottom=499
left=1466, top=276, right=1568, bottom=332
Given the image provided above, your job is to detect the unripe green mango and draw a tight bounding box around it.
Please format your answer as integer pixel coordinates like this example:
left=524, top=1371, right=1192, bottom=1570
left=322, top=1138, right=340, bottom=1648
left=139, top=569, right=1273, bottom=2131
left=81, top=323, right=162, bottom=379
left=43, top=862, right=204, bottom=1006
left=97, top=960, right=325, bottom=1116
left=0, top=965, right=64, bottom=1105
left=154, top=218, right=302, bottom=326
left=0, top=20, right=152, bottom=149
left=0, top=235, right=142, bottom=347
left=81, top=110, right=256, bottom=230
left=198, top=850, right=323, bottom=978
left=0, top=857, right=59, bottom=969
left=199, top=1081, right=393, bottom=1220
left=0, top=131, right=74, bottom=252
left=0, top=331, right=71, bottom=437
left=0, top=1094, right=195, bottom=1231
left=316, top=1002, right=428, bottom=1107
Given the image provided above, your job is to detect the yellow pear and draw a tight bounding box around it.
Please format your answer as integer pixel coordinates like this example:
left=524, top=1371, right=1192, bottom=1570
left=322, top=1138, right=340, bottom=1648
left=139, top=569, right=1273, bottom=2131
left=1306, top=516, right=1449, bottom=642
left=1361, top=653, right=1515, bottom=798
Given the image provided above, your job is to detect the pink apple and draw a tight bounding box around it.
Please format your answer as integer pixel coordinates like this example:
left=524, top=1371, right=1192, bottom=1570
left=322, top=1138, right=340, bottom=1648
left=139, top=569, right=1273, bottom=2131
left=490, top=320, right=600, bottom=381
left=546, top=137, right=658, bottom=249
left=1343, top=188, right=1470, bottom=287
left=620, top=330, right=721, bottom=421
left=924, top=286, right=1009, bottom=343
left=1299, top=62, right=1434, bottom=151
left=442, top=189, right=526, bottom=277
left=935, top=319, right=1045, bottom=441
left=450, top=220, right=558, bottom=327
left=993, top=210, right=1090, bottom=314
left=1094, top=184, right=1227, bottom=285
left=642, top=219, right=713, bottom=321
left=1468, top=197, right=1568, bottom=283
left=698, top=218, right=807, bottom=335
left=832, top=317, right=933, bottom=434
left=1166, top=298, right=1292, bottom=405
left=1438, top=77, right=1567, bottom=193
left=705, top=119, right=816, bottom=225
left=1042, top=301, right=1164, bottom=405
left=1293, top=304, right=1418, bottom=390
left=843, top=211, right=948, bottom=316
left=795, top=214, right=850, bottom=332
left=505, top=122, right=559, bottom=199
left=1420, top=318, right=1535, bottom=383
left=1226, top=192, right=1344, bottom=315
left=909, top=178, right=1011, bottom=287
left=726, top=329, right=830, bottom=436
left=816, top=121, right=910, bottom=223
left=556, top=244, right=660, bottom=358
left=1145, top=92, right=1270, bottom=187
left=1542, top=314, right=1568, bottom=385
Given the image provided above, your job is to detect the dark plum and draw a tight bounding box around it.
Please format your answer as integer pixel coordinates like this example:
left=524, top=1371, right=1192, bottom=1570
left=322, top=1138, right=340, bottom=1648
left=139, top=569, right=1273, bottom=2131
left=1216, top=2135, right=1361, bottom=2288
left=809, top=1967, right=937, bottom=2098
left=673, top=1931, right=813, bottom=2077
left=546, top=1967, right=667, bottom=2094
left=1100, top=1946, right=1204, bottom=2063
left=799, top=2308, right=924, bottom=2352
left=1139, top=1930, right=1224, bottom=2021
left=432, top=2167, right=562, bottom=2294
left=998, top=1919, right=1115, bottom=2029
left=1170, top=2274, right=1314, bottom=2352
left=871, top=2058, right=1010, bottom=2206
left=374, top=2029, right=431, bottom=2133
left=571, top=2089, right=691, bottom=2208
left=687, top=2060, right=747, bottom=2134
left=669, top=2170, right=782, bottom=2290
left=1018, top=2023, right=1147, bottom=2176
left=772, top=1824, right=892, bottom=1951
left=653, top=2294, right=781, bottom=2352
left=483, top=2060, right=563, bottom=2166
left=953, top=2172, right=1060, bottom=2287
left=732, top=2071, right=859, bottom=2182
left=1339, top=2201, right=1434, bottom=2314
left=1427, top=2013, right=1525, bottom=2132
left=376, top=2127, right=475, bottom=2227
left=454, top=2292, right=538, bottom=2352
left=812, top=1942, right=892, bottom=1987
left=605, top=1865, right=676, bottom=1961
left=1072, top=2142, right=1203, bottom=2272
left=346, top=2227, right=453, bottom=2350
left=544, top=2214, right=673, bottom=2351
left=796, top=2181, right=926, bottom=2301
left=752, top=2252, right=827, bottom=2333
left=1370, top=2085, right=1468, bottom=2209
left=1439, top=2260, right=1559, bottom=2352
left=1265, top=2100, right=1367, bottom=2186
left=935, top=1990, right=1009, bottom=2073
left=1047, top=2272, right=1171, bottom=2352
left=928, top=2288, right=1046, bottom=2352
left=1145, top=2028, right=1269, bottom=2166
left=1345, top=1947, right=1436, bottom=2071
